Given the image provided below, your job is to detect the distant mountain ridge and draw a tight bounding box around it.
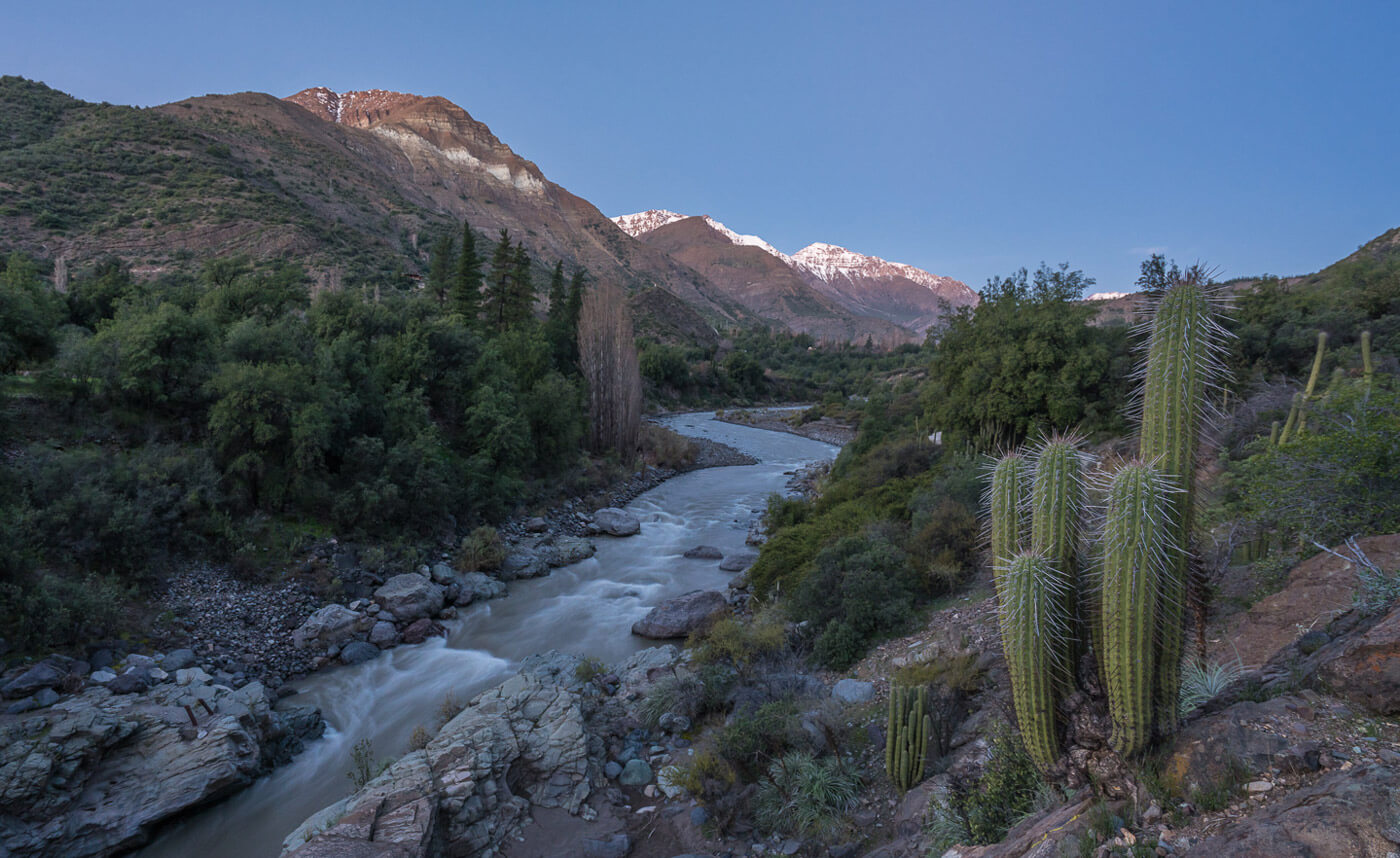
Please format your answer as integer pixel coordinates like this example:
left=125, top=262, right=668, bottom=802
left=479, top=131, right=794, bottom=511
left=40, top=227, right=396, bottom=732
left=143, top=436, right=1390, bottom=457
left=613, top=209, right=977, bottom=334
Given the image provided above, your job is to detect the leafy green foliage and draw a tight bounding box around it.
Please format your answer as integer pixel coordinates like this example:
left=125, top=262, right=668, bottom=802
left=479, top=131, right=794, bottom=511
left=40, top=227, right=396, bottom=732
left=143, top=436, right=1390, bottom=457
left=929, top=723, right=1043, bottom=846
left=922, top=263, right=1131, bottom=451
left=0, top=252, right=66, bottom=370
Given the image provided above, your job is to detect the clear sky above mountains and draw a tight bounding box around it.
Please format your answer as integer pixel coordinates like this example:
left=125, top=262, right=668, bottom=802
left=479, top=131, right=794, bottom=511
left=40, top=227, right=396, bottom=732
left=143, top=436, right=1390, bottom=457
left=8, top=0, right=1398, bottom=293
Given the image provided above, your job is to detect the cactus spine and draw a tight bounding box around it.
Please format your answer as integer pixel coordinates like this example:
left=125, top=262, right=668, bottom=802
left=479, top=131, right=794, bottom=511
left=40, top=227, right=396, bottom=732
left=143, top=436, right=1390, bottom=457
left=885, top=685, right=931, bottom=791
left=996, top=550, right=1066, bottom=770
left=1029, top=436, right=1086, bottom=694
left=1098, top=462, right=1172, bottom=756
left=1137, top=275, right=1226, bottom=733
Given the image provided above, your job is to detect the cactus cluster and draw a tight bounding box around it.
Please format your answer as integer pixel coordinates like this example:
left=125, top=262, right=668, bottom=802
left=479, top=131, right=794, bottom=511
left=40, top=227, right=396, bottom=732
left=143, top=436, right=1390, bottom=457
left=984, top=273, right=1227, bottom=768
left=885, top=684, right=931, bottom=791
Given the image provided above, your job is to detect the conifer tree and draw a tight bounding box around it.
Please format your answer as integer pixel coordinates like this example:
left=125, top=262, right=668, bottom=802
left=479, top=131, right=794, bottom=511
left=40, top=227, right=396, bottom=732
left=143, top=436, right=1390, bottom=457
left=451, top=220, right=482, bottom=323
left=507, top=242, right=534, bottom=328
left=485, top=229, right=514, bottom=332
left=546, top=261, right=571, bottom=369
left=427, top=234, right=455, bottom=307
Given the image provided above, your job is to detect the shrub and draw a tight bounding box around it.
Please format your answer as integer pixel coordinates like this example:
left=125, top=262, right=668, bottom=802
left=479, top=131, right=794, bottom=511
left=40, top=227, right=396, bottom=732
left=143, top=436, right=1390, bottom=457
left=0, top=571, right=132, bottom=653
left=456, top=526, right=504, bottom=572
left=638, top=423, right=697, bottom=469
left=639, top=674, right=705, bottom=727
left=574, top=655, right=606, bottom=684
left=346, top=738, right=391, bottom=789
left=930, top=723, right=1042, bottom=845
left=716, top=700, right=803, bottom=781
left=1178, top=654, right=1245, bottom=718
left=753, top=752, right=860, bottom=838
left=407, top=726, right=432, bottom=751
left=691, top=608, right=787, bottom=669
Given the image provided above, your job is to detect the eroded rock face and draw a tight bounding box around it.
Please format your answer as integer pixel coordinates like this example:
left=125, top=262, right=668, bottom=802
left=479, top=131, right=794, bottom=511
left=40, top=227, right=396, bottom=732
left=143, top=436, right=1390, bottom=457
left=1162, top=696, right=1326, bottom=796
left=374, top=574, right=445, bottom=623
left=1183, top=762, right=1400, bottom=858
left=1316, top=604, right=1400, bottom=715
left=0, top=681, right=320, bottom=858
left=630, top=591, right=728, bottom=639
left=284, top=669, right=595, bottom=858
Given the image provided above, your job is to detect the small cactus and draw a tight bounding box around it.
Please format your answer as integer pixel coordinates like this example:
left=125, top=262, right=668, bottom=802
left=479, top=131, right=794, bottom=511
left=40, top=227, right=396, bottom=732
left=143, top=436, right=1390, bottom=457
left=885, top=685, right=931, bottom=791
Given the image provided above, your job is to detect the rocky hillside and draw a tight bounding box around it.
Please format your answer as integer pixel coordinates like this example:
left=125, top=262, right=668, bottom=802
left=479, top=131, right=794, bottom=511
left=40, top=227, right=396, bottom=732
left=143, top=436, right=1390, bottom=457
left=615, top=209, right=978, bottom=336
left=0, top=77, right=746, bottom=335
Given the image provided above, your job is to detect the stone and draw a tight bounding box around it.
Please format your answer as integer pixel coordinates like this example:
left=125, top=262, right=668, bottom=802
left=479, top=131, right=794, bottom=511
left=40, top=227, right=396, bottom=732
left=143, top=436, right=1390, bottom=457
left=457, top=572, right=507, bottom=601
left=159, top=648, right=197, bottom=672
left=400, top=618, right=446, bottom=645
left=89, top=670, right=117, bottom=684
left=1297, top=630, right=1330, bottom=654
left=147, top=668, right=169, bottom=683
left=1162, top=697, right=1321, bottom=794
left=719, top=552, right=758, bottom=573
left=582, top=833, right=632, bottom=858
left=88, top=649, right=115, bottom=670
left=369, top=621, right=400, bottom=648
left=605, top=760, right=623, bottom=779
left=106, top=672, right=149, bottom=695
left=339, top=641, right=381, bottom=665
left=657, top=712, right=691, bottom=734
left=6, top=698, right=37, bottom=714
left=1316, top=603, right=1400, bottom=715
left=1184, top=763, right=1400, bottom=857
left=631, top=590, right=728, bottom=639
left=176, top=667, right=212, bottom=686
left=2, top=662, right=66, bottom=698
left=594, top=507, right=641, bottom=537
left=832, top=679, right=875, bottom=704
left=124, top=654, right=156, bottom=671
left=429, top=562, right=458, bottom=584
left=619, top=758, right=653, bottom=787
left=683, top=545, right=724, bottom=560
left=524, top=516, right=549, bottom=533
left=374, top=574, right=445, bottom=622
left=1246, top=780, right=1274, bottom=793
left=545, top=536, right=596, bottom=567
left=690, top=807, right=708, bottom=826
left=291, top=604, right=372, bottom=649
left=499, top=549, right=550, bottom=580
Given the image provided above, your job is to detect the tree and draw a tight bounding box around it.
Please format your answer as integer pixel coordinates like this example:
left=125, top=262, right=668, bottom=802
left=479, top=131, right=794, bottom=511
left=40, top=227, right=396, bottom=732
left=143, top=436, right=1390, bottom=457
left=427, top=234, right=456, bottom=307
left=578, top=279, right=642, bottom=456
left=0, top=252, right=65, bottom=371
left=545, top=260, right=573, bottom=370
left=485, top=229, right=514, bottom=332
left=507, top=242, right=534, bottom=329
left=450, top=221, right=482, bottom=323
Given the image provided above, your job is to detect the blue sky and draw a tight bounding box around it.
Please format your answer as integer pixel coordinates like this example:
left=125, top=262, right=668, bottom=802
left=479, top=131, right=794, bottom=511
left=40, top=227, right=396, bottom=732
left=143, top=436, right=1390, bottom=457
left=6, top=1, right=1398, bottom=293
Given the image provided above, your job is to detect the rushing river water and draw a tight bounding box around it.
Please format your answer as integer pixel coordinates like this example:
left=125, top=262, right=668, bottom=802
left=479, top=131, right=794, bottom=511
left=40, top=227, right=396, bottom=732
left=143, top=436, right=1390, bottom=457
left=137, top=411, right=838, bottom=858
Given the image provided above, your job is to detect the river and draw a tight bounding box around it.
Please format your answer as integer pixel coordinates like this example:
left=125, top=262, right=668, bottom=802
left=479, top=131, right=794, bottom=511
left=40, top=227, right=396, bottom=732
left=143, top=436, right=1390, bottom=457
left=136, top=411, right=839, bottom=858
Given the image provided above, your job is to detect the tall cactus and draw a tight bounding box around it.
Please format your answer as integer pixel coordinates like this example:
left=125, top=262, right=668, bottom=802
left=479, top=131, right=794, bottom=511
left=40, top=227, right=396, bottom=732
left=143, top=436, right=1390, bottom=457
left=885, top=685, right=931, bottom=791
left=995, top=550, right=1066, bottom=770
left=1098, top=462, right=1173, bottom=757
left=1137, top=273, right=1227, bottom=734
left=988, top=452, right=1029, bottom=605
left=1029, top=436, right=1087, bottom=693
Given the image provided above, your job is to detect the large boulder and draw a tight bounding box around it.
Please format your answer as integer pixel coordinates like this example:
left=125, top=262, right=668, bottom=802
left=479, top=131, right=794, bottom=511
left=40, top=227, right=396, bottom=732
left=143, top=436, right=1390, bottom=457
left=283, top=670, right=594, bottom=858
left=1, top=662, right=66, bottom=699
left=457, top=572, right=507, bottom=602
left=719, top=552, right=758, bottom=573
left=545, top=537, right=596, bottom=567
left=1184, top=762, right=1400, bottom=858
left=593, top=508, right=641, bottom=537
left=499, top=549, right=549, bottom=581
left=1316, top=603, right=1400, bottom=715
left=292, top=604, right=372, bottom=650
left=374, top=575, right=445, bottom=623
left=339, top=641, right=381, bottom=665
left=0, top=681, right=321, bottom=858
left=631, top=591, right=728, bottom=639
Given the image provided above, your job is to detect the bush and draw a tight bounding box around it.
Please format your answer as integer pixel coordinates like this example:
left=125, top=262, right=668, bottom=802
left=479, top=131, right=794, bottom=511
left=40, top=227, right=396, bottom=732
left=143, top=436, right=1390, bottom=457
left=716, top=700, right=803, bottom=781
left=638, top=423, right=697, bottom=469
left=0, top=571, right=132, bottom=653
left=691, top=609, right=787, bottom=669
left=753, top=752, right=860, bottom=838
left=639, top=674, right=706, bottom=727
left=456, top=526, right=504, bottom=572
left=930, top=723, right=1042, bottom=845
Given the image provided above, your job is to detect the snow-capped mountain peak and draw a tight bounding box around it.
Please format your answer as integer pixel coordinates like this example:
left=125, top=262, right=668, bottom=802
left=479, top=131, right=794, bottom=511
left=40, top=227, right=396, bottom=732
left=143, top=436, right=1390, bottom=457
left=612, top=210, right=790, bottom=261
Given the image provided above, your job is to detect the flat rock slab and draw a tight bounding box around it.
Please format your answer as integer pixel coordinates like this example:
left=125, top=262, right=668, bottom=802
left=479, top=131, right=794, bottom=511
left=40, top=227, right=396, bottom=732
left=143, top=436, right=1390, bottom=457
left=631, top=591, right=728, bottom=639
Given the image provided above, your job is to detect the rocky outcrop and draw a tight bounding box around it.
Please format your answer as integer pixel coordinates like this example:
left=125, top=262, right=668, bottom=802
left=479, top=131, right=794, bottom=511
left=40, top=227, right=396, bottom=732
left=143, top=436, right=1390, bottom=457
left=1183, top=762, right=1400, bottom=857
left=592, top=508, right=641, bottom=537
left=631, top=591, right=728, bottom=639
left=1161, top=696, right=1326, bottom=795
left=283, top=666, right=596, bottom=858
left=1315, top=603, right=1400, bottom=715
left=0, top=679, right=321, bottom=858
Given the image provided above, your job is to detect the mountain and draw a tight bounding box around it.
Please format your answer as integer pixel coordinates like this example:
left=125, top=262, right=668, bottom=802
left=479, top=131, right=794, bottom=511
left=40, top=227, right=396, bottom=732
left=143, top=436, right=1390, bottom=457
left=632, top=215, right=914, bottom=346
left=0, top=77, right=748, bottom=339
left=613, top=209, right=977, bottom=335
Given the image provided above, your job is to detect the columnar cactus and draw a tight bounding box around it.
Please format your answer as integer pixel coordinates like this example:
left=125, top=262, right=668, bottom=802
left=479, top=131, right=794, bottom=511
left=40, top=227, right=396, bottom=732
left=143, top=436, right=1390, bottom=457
left=995, top=550, right=1067, bottom=770
left=1098, top=462, right=1173, bottom=756
left=1029, top=436, right=1087, bottom=693
left=988, top=452, right=1029, bottom=572
left=1137, top=274, right=1228, bottom=733
left=885, top=685, right=931, bottom=791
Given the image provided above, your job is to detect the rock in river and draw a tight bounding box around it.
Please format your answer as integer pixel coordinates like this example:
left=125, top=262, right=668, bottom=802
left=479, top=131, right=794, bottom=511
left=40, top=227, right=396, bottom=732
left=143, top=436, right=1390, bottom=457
left=631, top=590, right=728, bottom=639
left=593, top=507, right=641, bottom=537
left=374, top=573, right=445, bottom=622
